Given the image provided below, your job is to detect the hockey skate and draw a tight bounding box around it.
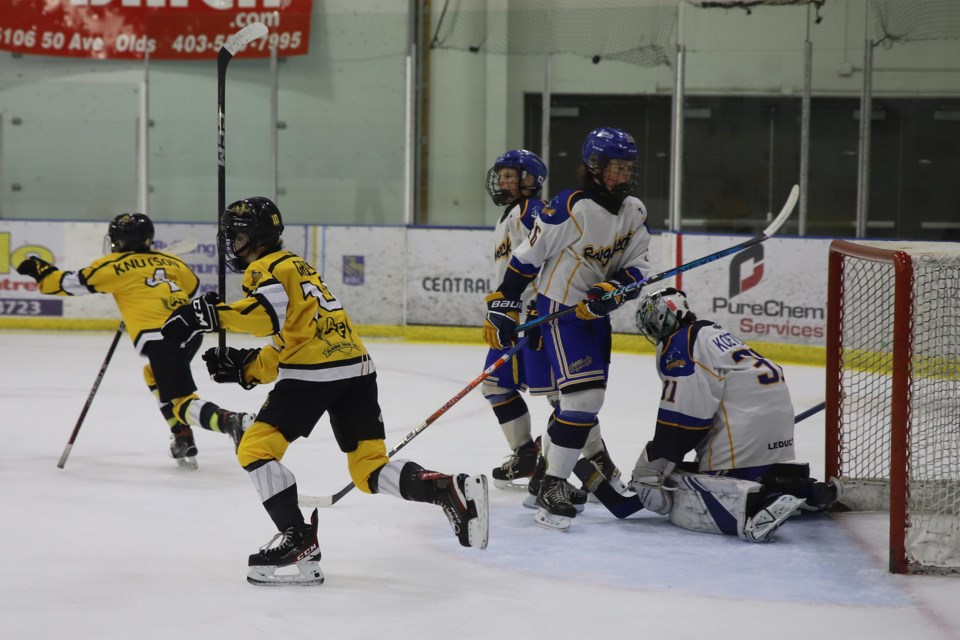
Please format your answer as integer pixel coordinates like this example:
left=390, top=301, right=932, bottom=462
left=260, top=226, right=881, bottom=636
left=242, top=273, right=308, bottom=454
left=247, top=509, right=324, bottom=586
left=534, top=475, right=579, bottom=532
left=491, top=439, right=539, bottom=491
left=421, top=472, right=489, bottom=549
left=169, top=425, right=198, bottom=470
left=798, top=477, right=845, bottom=513
left=522, top=453, right=587, bottom=513
left=742, top=495, right=806, bottom=542
left=218, top=410, right=254, bottom=451
left=582, top=445, right=628, bottom=502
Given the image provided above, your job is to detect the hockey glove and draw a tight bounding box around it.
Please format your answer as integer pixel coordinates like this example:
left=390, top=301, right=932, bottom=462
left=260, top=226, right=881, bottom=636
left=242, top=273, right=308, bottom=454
left=16, top=257, right=57, bottom=283
left=523, top=299, right=543, bottom=351
left=575, top=281, right=623, bottom=321
left=483, top=291, right=522, bottom=350
left=202, top=347, right=260, bottom=390
left=161, top=291, right=221, bottom=348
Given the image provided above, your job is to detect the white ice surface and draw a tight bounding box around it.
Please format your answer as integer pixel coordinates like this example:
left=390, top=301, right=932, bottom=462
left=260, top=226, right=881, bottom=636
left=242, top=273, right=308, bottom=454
left=3, top=330, right=960, bottom=640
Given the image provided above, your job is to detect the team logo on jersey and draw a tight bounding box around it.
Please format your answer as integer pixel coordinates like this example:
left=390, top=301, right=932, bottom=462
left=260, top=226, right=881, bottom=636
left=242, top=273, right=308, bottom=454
left=568, top=356, right=593, bottom=373
left=729, top=244, right=764, bottom=297
left=494, top=237, right=512, bottom=260
left=582, top=231, right=633, bottom=268
left=664, top=357, right=688, bottom=372
left=250, top=270, right=263, bottom=286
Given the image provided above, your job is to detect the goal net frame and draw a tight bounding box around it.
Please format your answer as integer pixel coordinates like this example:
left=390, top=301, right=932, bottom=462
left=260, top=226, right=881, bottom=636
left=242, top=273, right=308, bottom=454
left=825, top=239, right=960, bottom=574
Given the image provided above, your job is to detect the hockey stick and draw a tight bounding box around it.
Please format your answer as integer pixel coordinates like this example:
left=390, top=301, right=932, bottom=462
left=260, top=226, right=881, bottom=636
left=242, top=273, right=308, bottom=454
left=515, top=184, right=800, bottom=333
left=217, top=22, right=268, bottom=349
left=57, top=324, right=124, bottom=469
left=574, top=399, right=827, bottom=518
left=55, top=237, right=198, bottom=469
left=298, top=337, right=531, bottom=508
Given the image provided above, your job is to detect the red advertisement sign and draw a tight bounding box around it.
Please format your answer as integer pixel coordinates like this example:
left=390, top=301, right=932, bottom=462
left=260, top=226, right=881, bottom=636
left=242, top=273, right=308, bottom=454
left=0, top=0, right=313, bottom=59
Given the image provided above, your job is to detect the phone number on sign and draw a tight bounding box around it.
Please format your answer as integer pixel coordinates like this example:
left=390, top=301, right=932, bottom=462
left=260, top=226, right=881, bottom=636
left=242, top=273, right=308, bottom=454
left=0, top=28, right=303, bottom=55
left=0, top=298, right=62, bottom=316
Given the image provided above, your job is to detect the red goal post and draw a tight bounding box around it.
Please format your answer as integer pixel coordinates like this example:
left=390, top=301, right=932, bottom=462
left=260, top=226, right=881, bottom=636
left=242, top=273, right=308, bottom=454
left=826, top=239, right=960, bottom=574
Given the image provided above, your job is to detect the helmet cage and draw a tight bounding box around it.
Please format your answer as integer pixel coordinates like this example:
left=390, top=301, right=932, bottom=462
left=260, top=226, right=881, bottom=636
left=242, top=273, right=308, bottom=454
left=485, top=149, right=547, bottom=207
left=636, top=287, right=691, bottom=345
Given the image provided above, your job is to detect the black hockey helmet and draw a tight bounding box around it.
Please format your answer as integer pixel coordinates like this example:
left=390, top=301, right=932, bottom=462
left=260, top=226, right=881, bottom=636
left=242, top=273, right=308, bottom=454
left=107, top=213, right=154, bottom=252
left=222, top=197, right=284, bottom=272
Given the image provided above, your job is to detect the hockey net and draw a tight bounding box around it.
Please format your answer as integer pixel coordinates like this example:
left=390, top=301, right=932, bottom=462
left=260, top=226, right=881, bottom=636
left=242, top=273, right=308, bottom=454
left=826, top=240, right=960, bottom=574
left=429, top=0, right=678, bottom=67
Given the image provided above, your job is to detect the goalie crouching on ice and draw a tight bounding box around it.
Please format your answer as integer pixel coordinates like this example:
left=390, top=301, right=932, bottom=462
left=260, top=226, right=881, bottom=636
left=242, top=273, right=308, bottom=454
left=574, top=287, right=842, bottom=543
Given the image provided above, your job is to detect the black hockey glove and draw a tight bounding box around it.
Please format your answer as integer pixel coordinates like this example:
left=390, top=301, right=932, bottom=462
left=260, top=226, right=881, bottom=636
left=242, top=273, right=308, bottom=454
left=483, top=291, right=522, bottom=350
left=16, top=257, right=57, bottom=283
left=523, top=299, right=543, bottom=351
left=202, top=347, right=259, bottom=390
left=161, top=291, right=221, bottom=348
left=575, top=280, right=623, bottom=321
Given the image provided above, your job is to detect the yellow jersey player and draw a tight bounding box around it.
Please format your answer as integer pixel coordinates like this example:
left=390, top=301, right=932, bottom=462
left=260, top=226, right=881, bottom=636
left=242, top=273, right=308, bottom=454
left=16, top=213, right=252, bottom=469
left=160, top=197, right=489, bottom=586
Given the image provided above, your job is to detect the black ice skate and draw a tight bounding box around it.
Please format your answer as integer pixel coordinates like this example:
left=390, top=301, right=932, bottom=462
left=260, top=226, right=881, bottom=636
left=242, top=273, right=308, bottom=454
left=523, top=453, right=587, bottom=513
left=420, top=471, right=489, bottom=550
left=169, top=425, right=198, bottom=470
left=247, top=509, right=324, bottom=586
left=534, top=475, right=579, bottom=532
left=582, top=443, right=628, bottom=500
left=491, top=439, right=539, bottom=491
left=218, top=410, right=254, bottom=451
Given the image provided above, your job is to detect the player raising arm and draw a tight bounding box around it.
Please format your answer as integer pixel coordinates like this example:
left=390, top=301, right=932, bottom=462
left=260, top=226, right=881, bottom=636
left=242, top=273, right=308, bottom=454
left=577, top=287, right=842, bottom=542
left=483, top=127, right=651, bottom=531
left=17, top=213, right=251, bottom=468
left=161, top=197, right=489, bottom=586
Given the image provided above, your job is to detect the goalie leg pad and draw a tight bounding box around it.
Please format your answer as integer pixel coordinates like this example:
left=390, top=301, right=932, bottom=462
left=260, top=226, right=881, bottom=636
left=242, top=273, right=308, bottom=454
left=668, top=471, right=762, bottom=537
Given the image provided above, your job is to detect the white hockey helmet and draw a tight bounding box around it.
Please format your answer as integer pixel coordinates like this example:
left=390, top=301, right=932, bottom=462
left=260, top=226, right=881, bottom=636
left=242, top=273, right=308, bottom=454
left=636, top=287, right=692, bottom=344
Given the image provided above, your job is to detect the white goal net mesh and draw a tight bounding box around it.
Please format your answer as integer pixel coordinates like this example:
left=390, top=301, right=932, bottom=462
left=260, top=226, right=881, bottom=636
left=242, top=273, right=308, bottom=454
left=835, top=242, right=960, bottom=572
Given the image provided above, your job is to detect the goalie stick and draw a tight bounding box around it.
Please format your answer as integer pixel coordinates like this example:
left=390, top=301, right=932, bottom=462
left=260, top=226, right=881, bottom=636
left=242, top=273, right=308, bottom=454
left=56, top=238, right=199, bottom=469
left=217, top=22, right=268, bottom=349
left=574, top=400, right=826, bottom=518
left=298, top=337, right=531, bottom=508
left=515, top=184, right=800, bottom=334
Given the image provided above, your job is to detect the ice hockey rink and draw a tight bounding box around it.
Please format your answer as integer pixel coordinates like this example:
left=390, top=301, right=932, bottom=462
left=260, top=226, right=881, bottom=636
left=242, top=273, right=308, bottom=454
left=4, top=330, right=960, bottom=640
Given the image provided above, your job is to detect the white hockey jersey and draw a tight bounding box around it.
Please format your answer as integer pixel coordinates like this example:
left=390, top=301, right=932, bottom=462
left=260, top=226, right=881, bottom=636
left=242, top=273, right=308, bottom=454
left=493, top=198, right=542, bottom=306
left=654, top=321, right=796, bottom=471
left=507, top=187, right=652, bottom=306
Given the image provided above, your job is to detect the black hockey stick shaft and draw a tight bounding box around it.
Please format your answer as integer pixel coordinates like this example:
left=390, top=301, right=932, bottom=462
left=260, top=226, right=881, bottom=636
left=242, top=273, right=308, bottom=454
left=515, top=184, right=800, bottom=334
left=299, top=337, right=531, bottom=508
left=57, top=324, right=125, bottom=469
left=575, top=399, right=826, bottom=518
left=216, top=22, right=268, bottom=349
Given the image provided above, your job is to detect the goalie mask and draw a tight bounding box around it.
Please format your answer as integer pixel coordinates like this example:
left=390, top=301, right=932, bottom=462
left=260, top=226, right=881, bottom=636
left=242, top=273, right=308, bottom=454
left=485, top=149, right=548, bottom=207
left=106, top=213, right=154, bottom=253
left=636, top=287, right=693, bottom=345
left=222, top=197, right=284, bottom=272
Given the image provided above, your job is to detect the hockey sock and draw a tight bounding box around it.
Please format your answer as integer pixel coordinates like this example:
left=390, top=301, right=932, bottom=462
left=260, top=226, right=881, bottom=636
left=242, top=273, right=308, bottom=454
left=246, top=459, right=303, bottom=531
left=484, top=388, right=532, bottom=450
left=545, top=410, right=596, bottom=479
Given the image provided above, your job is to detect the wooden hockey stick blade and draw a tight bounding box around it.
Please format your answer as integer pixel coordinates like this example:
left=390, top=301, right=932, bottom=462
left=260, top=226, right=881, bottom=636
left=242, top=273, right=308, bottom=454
left=759, top=183, right=799, bottom=240
left=298, top=339, right=530, bottom=509
left=221, top=22, right=268, bottom=57
left=158, top=238, right=199, bottom=256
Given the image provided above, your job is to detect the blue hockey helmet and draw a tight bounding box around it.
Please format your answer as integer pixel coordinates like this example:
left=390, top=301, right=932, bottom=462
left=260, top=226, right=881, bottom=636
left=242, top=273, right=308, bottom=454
left=581, top=127, right=638, bottom=171
left=485, top=149, right=548, bottom=206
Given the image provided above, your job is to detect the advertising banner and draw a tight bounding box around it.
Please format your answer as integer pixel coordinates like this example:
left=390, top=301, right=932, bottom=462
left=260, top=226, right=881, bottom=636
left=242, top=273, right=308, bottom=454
left=0, top=0, right=312, bottom=60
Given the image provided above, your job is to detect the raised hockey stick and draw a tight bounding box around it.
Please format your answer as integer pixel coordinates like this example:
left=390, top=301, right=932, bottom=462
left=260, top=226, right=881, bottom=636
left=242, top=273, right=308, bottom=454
left=57, top=324, right=125, bottom=469
left=298, top=337, right=531, bottom=508
left=56, top=237, right=198, bottom=469
left=574, top=399, right=826, bottom=518
left=515, top=184, right=800, bottom=334
left=217, top=22, right=268, bottom=349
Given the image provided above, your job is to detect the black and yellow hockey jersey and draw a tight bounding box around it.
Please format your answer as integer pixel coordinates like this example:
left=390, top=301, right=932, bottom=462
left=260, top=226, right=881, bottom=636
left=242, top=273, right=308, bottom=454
left=217, top=249, right=374, bottom=386
left=39, top=251, right=199, bottom=354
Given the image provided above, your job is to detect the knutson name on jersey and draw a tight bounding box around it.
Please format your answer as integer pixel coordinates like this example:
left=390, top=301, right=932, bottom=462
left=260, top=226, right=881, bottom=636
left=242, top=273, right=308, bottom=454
left=583, top=231, right=634, bottom=269
left=712, top=297, right=825, bottom=339
left=112, top=255, right=181, bottom=275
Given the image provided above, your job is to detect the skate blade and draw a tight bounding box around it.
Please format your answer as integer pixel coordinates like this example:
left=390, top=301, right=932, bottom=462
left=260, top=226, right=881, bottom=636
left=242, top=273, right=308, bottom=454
left=534, top=507, right=571, bottom=532
left=464, top=475, right=489, bottom=550
left=492, top=478, right=531, bottom=492
left=247, top=561, right=325, bottom=586
left=175, top=456, right=198, bottom=470
left=523, top=494, right=584, bottom=513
